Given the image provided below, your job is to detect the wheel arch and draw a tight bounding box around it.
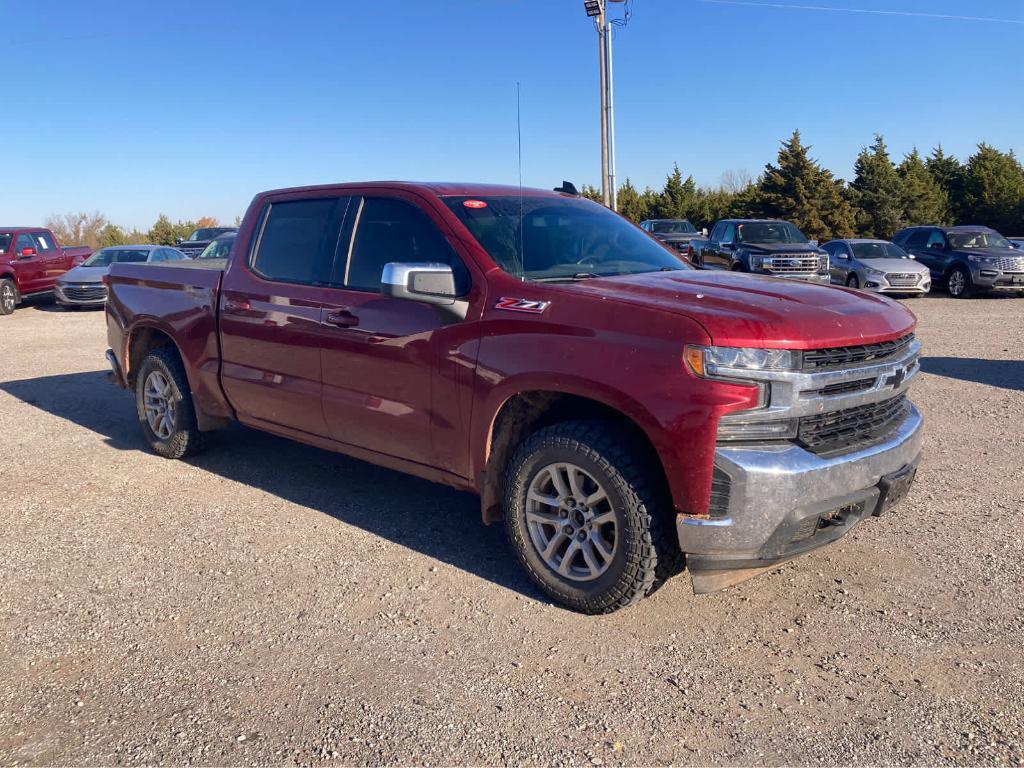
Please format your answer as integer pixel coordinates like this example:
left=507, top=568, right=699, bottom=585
left=477, top=385, right=672, bottom=525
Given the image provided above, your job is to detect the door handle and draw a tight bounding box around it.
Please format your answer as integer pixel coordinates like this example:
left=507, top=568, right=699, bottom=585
left=324, top=310, right=359, bottom=328
left=222, top=298, right=252, bottom=313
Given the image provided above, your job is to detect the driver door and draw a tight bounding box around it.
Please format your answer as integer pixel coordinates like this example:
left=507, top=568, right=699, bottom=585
left=13, top=233, right=45, bottom=294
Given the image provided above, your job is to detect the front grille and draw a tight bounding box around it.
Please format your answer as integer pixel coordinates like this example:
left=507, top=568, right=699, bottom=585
left=178, top=246, right=204, bottom=258
left=995, top=256, right=1024, bottom=273
left=885, top=272, right=921, bottom=287
left=804, top=377, right=876, bottom=398
left=709, top=467, right=731, bottom=518
left=62, top=285, right=107, bottom=302
left=802, top=333, right=914, bottom=371
left=797, top=394, right=909, bottom=456
left=762, top=255, right=819, bottom=274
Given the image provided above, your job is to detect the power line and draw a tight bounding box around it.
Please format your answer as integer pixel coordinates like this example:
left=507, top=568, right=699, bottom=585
left=697, top=0, right=1024, bottom=25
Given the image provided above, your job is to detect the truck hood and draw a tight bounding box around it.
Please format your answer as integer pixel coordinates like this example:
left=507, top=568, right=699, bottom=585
left=58, top=265, right=107, bottom=283
left=654, top=233, right=700, bottom=243
left=572, top=270, right=915, bottom=348
left=740, top=242, right=822, bottom=254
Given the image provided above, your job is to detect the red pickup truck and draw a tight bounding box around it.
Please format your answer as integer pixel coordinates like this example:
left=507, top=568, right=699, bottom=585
left=0, top=227, right=92, bottom=314
left=105, top=182, right=923, bottom=613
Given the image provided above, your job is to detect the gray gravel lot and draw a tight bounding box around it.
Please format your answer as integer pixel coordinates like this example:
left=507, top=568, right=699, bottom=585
left=1, top=293, right=1023, bottom=766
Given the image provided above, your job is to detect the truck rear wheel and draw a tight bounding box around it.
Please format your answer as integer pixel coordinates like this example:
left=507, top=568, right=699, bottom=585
left=504, top=421, right=681, bottom=614
left=135, top=347, right=207, bottom=459
left=0, top=279, right=17, bottom=315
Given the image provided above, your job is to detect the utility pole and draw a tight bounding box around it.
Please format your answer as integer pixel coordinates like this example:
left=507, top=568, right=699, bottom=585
left=584, top=0, right=626, bottom=211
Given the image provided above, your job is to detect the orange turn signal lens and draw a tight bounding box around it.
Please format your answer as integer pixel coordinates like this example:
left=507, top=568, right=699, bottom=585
left=684, top=346, right=706, bottom=377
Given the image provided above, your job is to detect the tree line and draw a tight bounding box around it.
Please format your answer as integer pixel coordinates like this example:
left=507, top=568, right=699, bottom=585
left=43, top=212, right=240, bottom=250
left=583, top=130, right=1024, bottom=241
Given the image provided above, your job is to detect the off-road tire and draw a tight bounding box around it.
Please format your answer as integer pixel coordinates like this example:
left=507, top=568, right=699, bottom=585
left=504, top=421, right=683, bottom=614
left=135, top=346, right=207, bottom=459
left=0, top=279, right=17, bottom=315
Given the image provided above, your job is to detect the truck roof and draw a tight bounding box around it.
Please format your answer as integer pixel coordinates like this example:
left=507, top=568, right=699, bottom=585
left=254, top=181, right=571, bottom=200
left=0, top=226, right=48, bottom=232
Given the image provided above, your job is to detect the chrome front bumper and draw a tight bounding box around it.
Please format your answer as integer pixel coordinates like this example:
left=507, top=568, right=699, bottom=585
left=679, top=404, right=923, bottom=586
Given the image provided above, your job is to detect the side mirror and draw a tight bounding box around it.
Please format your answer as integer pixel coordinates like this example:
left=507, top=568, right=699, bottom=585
left=19, top=247, right=36, bottom=258
left=381, top=262, right=468, bottom=323
left=701, top=228, right=708, bottom=237
left=837, top=253, right=849, bottom=260
left=175, top=237, right=184, bottom=244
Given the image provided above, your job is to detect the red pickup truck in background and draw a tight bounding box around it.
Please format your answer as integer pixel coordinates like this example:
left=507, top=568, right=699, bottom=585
left=104, top=182, right=923, bottom=613
left=0, top=227, right=92, bottom=314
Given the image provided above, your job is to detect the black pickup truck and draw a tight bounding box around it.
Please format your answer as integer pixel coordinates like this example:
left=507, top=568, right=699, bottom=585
left=639, top=219, right=704, bottom=260
left=691, top=219, right=830, bottom=283
left=174, top=226, right=238, bottom=259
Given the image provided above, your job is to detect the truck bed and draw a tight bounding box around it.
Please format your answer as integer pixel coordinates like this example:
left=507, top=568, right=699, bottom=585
left=105, top=261, right=229, bottom=424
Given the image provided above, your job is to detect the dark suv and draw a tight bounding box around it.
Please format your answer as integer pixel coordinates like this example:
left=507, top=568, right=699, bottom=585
left=893, top=225, right=1024, bottom=298
left=639, top=219, right=703, bottom=259
left=695, top=219, right=829, bottom=283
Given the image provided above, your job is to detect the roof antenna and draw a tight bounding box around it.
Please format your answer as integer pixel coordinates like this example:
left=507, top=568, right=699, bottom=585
left=517, top=81, right=525, bottom=281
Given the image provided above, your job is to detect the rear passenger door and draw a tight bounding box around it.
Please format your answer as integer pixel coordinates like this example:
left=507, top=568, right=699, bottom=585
left=32, top=232, right=65, bottom=284
left=218, top=195, right=350, bottom=438
left=318, top=193, right=476, bottom=471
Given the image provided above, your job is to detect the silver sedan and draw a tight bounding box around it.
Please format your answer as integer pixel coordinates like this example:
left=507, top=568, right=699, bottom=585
left=823, top=239, right=931, bottom=296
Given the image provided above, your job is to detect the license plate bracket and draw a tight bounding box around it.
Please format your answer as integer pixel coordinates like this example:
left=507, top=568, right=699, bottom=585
left=874, top=464, right=917, bottom=517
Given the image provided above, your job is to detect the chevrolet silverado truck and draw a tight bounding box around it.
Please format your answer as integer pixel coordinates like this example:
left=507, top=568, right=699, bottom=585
left=0, top=227, right=92, bottom=314
left=693, top=219, right=830, bottom=283
left=105, top=182, right=923, bottom=614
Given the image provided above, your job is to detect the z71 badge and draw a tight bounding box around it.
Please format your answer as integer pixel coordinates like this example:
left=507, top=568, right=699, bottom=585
left=495, top=297, right=551, bottom=314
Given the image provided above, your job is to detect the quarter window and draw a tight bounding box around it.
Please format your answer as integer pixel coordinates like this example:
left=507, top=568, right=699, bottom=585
left=344, top=197, right=468, bottom=294
left=251, top=198, right=347, bottom=284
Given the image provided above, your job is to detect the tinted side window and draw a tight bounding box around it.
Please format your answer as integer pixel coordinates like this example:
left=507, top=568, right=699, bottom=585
left=926, top=230, right=946, bottom=249
left=709, top=223, right=722, bottom=242
left=252, top=198, right=345, bottom=284
left=720, top=223, right=736, bottom=244
left=16, top=233, right=36, bottom=254
left=345, top=197, right=469, bottom=294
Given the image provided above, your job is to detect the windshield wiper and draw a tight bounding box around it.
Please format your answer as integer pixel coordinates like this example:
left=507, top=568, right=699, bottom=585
left=536, top=272, right=601, bottom=282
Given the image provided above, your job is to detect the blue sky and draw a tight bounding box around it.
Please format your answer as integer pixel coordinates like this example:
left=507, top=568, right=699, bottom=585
left=2, top=0, right=1021, bottom=229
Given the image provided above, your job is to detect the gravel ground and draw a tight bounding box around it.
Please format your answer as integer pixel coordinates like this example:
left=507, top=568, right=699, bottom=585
left=1, top=293, right=1022, bottom=766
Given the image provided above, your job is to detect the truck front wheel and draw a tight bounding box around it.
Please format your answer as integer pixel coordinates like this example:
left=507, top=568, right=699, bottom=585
left=504, top=421, right=681, bottom=614
left=135, top=347, right=207, bottom=459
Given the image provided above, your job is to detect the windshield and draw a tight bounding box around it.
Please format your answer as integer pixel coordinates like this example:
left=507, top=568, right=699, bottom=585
left=0, top=234, right=10, bottom=255
left=651, top=220, right=696, bottom=234
left=83, top=248, right=152, bottom=266
left=947, top=230, right=1012, bottom=249
left=736, top=221, right=808, bottom=244
left=187, top=227, right=230, bottom=241
left=445, top=196, right=691, bottom=281
left=851, top=242, right=911, bottom=260
left=198, top=234, right=235, bottom=259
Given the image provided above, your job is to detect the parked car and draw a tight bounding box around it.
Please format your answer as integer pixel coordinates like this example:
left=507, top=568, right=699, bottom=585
left=55, top=245, right=188, bottom=309
left=0, top=227, right=92, bottom=315
left=105, top=181, right=922, bottom=614
left=639, top=219, right=703, bottom=259
left=693, top=219, right=830, bottom=283
left=822, top=239, right=931, bottom=296
left=196, top=231, right=236, bottom=260
left=1008, top=238, right=1024, bottom=250
left=893, top=225, right=1024, bottom=298
left=175, top=226, right=238, bottom=258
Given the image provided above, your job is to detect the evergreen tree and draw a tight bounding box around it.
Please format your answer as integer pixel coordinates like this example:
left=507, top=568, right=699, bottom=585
left=961, top=144, right=1024, bottom=233
left=148, top=214, right=195, bottom=245
left=616, top=178, right=651, bottom=223
left=97, top=223, right=129, bottom=248
left=580, top=184, right=603, bottom=204
left=850, top=134, right=904, bottom=238
left=654, top=164, right=698, bottom=220
left=898, top=148, right=950, bottom=226
left=926, top=146, right=965, bottom=223
left=756, top=130, right=856, bottom=240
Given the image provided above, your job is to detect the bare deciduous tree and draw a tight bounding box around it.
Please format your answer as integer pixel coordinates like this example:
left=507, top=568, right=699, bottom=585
left=719, top=169, right=753, bottom=194
left=43, top=211, right=109, bottom=249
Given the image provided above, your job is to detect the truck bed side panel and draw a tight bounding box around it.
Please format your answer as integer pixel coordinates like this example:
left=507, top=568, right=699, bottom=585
left=106, top=262, right=231, bottom=421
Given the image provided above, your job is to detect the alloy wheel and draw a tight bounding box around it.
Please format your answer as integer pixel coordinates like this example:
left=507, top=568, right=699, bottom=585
left=948, top=270, right=966, bottom=297
left=143, top=370, right=176, bottom=440
left=525, top=462, right=618, bottom=582
left=1, top=284, right=15, bottom=313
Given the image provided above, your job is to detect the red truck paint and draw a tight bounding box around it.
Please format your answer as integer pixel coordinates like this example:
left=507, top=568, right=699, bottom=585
left=0, top=227, right=92, bottom=312
left=104, top=182, right=921, bottom=609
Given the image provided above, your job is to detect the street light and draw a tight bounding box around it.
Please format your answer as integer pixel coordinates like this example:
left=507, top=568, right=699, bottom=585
left=584, top=0, right=626, bottom=211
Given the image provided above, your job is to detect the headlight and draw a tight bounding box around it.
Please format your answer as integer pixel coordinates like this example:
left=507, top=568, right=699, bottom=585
left=818, top=254, right=829, bottom=271
left=864, top=266, right=885, bottom=277
left=749, top=254, right=763, bottom=269
left=685, top=345, right=801, bottom=377
left=967, top=254, right=994, bottom=264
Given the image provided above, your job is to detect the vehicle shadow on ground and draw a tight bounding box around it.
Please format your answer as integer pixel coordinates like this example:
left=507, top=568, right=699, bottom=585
left=920, top=356, right=1024, bottom=392
left=0, top=370, right=545, bottom=603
